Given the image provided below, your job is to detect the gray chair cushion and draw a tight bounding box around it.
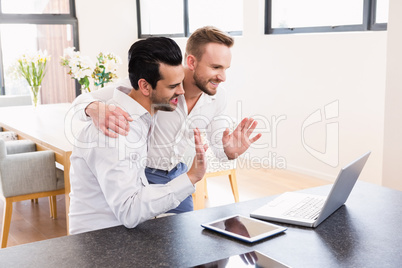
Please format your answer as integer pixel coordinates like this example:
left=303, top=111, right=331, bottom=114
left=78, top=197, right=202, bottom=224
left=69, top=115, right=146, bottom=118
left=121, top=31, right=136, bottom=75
left=0, top=95, right=31, bottom=107
left=0, top=151, right=58, bottom=197
left=56, top=168, right=65, bottom=190
left=0, top=139, right=63, bottom=198
left=0, top=132, right=18, bottom=141
left=5, top=140, right=36, bottom=155
left=0, top=140, right=6, bottom=158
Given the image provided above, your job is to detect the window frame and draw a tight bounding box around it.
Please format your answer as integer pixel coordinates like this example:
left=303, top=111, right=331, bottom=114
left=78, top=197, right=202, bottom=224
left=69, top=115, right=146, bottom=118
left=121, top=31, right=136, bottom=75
left=265, top=0, right=387, bottom=35
left=136, top=0, right=242, bottom=38
left=369, top=0, right=387, bottom=30
left=0, top=0, right=80, bottom=96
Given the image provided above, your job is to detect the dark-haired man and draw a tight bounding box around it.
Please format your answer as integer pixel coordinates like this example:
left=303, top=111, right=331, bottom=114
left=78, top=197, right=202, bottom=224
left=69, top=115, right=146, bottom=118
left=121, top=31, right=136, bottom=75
left=68, top=37, right=208, bottom=234
left=72, top=26, right=261, bottom=214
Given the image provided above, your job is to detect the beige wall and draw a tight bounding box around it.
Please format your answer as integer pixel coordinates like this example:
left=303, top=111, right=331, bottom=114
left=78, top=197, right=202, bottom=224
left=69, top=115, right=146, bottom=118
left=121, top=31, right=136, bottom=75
left=75, top=0, right=137, bottom=79
left=224, top=0, right=386, bottom=186
left=76, top=0, right=401, bottom=190
left=383, top=0, right=402, bottom=191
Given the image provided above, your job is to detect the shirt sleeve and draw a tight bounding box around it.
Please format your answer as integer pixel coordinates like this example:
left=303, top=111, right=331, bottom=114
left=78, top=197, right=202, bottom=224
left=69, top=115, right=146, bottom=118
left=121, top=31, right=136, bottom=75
left=71, top=80, right=128, bottom=122
left=206, top=88, right=230, bottom=162
left=84, top=126, right=195, bottom=229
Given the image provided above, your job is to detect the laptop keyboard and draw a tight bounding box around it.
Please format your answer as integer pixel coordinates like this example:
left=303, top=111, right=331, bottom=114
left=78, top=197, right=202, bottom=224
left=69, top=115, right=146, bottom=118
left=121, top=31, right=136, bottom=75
left=283, top=196, right=325, bottom=220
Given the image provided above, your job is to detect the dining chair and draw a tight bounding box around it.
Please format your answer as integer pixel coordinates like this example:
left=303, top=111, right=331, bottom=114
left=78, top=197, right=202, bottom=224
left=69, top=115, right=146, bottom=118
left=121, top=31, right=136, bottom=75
left=0, top=95, right=31, bottom=107
left=1, top=131, right=35, bottom=204
left=201, top=145, right=239, bottom=205
left=0, top=131, right=18, bottom=141
left=0, top=139, right=65, bottom=248
left=193, top=119, right=239, bottom=210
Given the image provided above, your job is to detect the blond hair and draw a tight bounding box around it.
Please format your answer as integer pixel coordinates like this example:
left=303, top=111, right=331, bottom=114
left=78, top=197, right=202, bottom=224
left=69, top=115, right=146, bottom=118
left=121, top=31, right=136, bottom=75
left=185, top=26, right=234, bottom=60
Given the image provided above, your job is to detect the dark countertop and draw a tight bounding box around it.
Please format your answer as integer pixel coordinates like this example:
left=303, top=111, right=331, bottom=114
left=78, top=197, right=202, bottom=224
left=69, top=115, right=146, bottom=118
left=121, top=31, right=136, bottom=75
left=1, top=181, right=402, bottom=267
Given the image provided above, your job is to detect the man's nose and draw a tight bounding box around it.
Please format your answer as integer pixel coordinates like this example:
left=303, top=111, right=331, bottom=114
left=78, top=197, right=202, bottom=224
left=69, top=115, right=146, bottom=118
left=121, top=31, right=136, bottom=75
left=176, top=83, right=185, bottom=95
left=216, top=70, right=226, bottom=82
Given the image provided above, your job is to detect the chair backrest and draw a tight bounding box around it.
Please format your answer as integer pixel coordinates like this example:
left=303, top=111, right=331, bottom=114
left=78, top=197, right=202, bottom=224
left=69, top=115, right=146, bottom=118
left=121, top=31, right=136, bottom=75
left=0, top=131, right=18, bottom=141
left=5, top=140, right=36, bottom=155
left=0, top=139, right=63, bottom=197
left=0, top=139, right=7, bottom=159
left=0, top=95, right=31, bottom=107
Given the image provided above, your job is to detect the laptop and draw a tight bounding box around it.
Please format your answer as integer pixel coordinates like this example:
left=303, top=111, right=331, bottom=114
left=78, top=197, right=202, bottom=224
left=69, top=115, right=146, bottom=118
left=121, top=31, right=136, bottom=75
left=250, top=151, right=371, bottom=228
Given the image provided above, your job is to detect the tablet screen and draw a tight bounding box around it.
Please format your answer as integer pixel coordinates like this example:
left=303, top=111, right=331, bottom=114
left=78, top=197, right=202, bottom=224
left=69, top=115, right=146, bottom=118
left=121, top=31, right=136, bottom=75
left=201, top=215, right=287, bottom=243
left=191, top=250, right=290, bottom=268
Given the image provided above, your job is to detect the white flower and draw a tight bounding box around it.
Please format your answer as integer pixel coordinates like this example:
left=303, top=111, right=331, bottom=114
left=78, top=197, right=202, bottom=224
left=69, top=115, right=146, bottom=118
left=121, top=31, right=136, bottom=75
left=80, top=56, right=95, bottom=69
left=64, top=47, right=77, bottom=58
left=104, top=60, right=118, bottom=73
left=13, top=50, right=50, bottom=87
left=61, top=48, right=121, bottom=91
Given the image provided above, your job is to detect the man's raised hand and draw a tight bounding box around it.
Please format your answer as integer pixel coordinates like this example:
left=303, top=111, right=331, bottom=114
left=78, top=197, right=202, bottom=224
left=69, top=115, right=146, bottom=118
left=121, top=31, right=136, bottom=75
left=187, top=128, right=208, bottom=185
left=222, top=117, right=262, bottom=160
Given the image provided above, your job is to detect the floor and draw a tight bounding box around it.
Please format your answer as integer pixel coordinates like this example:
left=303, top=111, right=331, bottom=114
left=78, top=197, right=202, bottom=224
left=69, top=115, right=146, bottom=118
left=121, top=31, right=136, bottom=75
left=0, top=167, right=329, bottom=248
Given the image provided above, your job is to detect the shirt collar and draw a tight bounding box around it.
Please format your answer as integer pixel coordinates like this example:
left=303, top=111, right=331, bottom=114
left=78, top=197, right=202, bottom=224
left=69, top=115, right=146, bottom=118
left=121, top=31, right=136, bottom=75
left=200, top=91, right=216, bottom=103
left=187, top=90, right=217, bottom=113
left=116, top=85, right=132, bottom=95
left=112, top=88, right=149, bottom=118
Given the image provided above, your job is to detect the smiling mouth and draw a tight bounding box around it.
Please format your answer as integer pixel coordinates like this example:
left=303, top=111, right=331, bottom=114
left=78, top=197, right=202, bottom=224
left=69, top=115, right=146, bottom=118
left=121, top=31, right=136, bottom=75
left=210, top=81, right=219, bottom=86
left=170, top=97, right=178, bottom=105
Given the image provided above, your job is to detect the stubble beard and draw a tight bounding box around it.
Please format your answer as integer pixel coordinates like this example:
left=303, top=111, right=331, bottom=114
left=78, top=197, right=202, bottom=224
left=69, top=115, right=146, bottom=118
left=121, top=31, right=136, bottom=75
left=150, top=94, right=178, bottom=112
left=193, top=72, right=216, bottom=96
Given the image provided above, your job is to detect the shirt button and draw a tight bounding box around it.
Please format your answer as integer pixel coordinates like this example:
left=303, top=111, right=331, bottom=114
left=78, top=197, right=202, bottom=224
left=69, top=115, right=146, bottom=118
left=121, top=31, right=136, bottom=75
left=130, top=153, right=140, bottom=162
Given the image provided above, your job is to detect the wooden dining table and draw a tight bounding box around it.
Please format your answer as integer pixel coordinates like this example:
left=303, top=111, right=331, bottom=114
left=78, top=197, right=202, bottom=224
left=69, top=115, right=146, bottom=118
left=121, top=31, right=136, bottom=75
left=0, top=103, right=85, bottom=234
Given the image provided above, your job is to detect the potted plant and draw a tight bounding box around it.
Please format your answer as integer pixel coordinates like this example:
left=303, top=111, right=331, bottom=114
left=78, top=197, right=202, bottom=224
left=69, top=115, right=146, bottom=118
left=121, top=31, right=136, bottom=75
left=60, top=47, right=121, bottom=92
left=14, top=50, right=51, bottom=107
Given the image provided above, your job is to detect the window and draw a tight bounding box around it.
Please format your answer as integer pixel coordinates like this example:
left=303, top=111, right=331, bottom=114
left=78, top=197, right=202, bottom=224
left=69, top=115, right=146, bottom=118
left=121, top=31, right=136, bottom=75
left=372, top=0, right=389, bottom=29
left=266, top=0, right=388, bottom=34
left=187, top=0, right=243, bottom=34
left=0, top=0, right=79, bottom=103
left=137, top=0, right=243, bottom=38
left=137, top=0, right=184, bottom=37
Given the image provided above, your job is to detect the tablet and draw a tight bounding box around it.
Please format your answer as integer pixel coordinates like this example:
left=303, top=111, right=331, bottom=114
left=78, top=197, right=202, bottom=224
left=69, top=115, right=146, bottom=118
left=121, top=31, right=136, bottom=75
left=201, top=214, right=287, bottom=243
left=192, top=250, right=290, bottom=268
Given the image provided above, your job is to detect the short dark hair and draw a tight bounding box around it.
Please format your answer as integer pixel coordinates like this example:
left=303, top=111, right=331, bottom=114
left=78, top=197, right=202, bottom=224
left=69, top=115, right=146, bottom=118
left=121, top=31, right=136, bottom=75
left=128, top=37, right=182, bottom=90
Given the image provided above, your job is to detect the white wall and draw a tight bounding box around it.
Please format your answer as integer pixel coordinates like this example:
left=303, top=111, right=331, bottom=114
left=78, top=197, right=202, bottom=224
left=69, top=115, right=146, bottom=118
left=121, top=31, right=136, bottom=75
left=76, top=0, right=394, bottom=188
left=224, top=0, right=387, bottom=186
left=383, top=0, right=402, bottom=191
left=75, top=0, right=138, bottom=79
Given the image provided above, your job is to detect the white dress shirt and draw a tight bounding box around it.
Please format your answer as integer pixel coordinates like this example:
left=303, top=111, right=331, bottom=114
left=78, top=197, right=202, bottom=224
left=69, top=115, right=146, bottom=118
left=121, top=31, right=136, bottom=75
left=73, top=78, right=230, bottom=172
left=69, top=89, right=194, bottom=234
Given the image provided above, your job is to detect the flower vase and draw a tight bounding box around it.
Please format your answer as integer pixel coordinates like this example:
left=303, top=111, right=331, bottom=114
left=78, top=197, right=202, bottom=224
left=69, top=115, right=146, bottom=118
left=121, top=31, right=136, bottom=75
left=29, top=85, right=41, bottom=107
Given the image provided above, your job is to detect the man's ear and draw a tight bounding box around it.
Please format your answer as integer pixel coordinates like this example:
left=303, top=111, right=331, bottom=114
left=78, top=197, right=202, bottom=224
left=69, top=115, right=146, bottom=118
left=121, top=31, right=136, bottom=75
left=186, top=55, right=197, bottom=71
left=138, top=79, right=151, bottom=96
